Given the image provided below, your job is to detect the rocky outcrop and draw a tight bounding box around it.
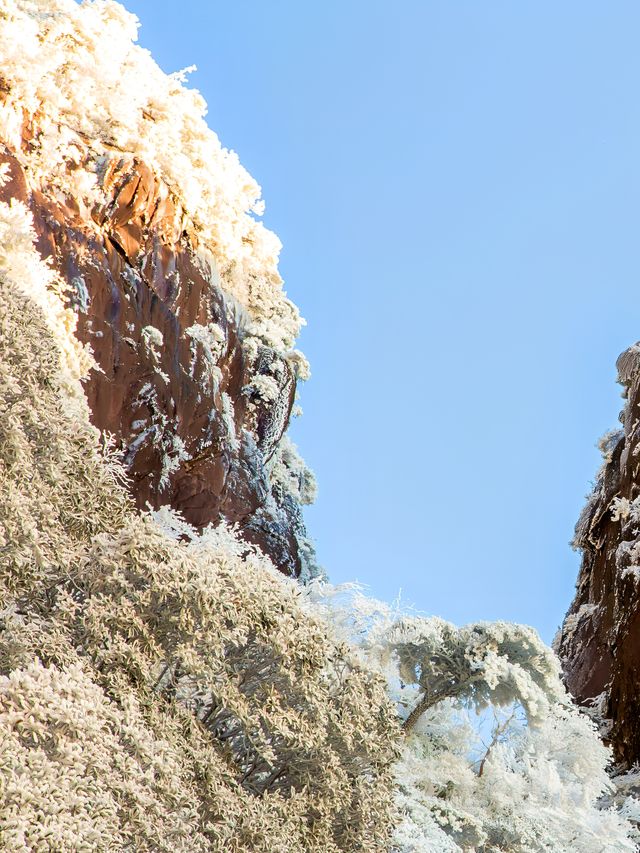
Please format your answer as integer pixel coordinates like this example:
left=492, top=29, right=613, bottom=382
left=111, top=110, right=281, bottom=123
left=557, top=346, right=640, bottom=768
left=0, top=126, right=316, bottom=580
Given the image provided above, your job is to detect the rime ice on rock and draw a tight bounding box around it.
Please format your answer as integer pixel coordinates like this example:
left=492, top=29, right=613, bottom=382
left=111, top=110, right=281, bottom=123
left=559, top=339, right=640, bottom=770
left=0, top=2, right=638, bottom=851
left=0, top=0, right=316, bottom=578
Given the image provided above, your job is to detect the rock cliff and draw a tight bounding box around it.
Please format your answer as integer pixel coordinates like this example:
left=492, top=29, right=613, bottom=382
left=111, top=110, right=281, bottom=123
left=558, top=346, right=640, bottom=768
left=1, top=3, right=640, bottom=850
left=0, top=0, right=317, bottom=580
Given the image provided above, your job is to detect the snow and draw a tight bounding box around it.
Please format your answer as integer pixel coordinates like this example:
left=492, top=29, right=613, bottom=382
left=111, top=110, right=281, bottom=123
left=622, top=565, right=640, bottom=583
left=269, top=435, right=318, bottom=506
left=561, top=603, right=599, bottom=642
left=0, top=0, right=302, bottom=353
left=159, top=433, right=189, bottom=491
left=141, top=325, right=164, bottom=349
left=220, top=391, right=240, bottom=451
left=0, top=2, right=637, bottom=849
left=611, top=496, right=632, bottom=522
left=184, top=322, right=225, bottom=388
left=246, top=373, right=281, bottom=403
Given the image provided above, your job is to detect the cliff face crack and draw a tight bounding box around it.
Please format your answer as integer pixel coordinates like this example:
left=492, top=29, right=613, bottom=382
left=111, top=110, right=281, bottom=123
left=105, top=232, right=128, bottom=261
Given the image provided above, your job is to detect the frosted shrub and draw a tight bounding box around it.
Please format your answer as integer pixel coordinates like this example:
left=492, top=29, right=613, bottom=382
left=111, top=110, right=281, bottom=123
left=0, top=275, right=397, bottom=851
left=305, top=583, right=639, bottom=851
left=0, top=661, right=212, bottom=851
left=0, top=1, right=637, bottom=850
left=0, top=211, right=637, bottom=853
left=0, top=0, right=301, bottom=352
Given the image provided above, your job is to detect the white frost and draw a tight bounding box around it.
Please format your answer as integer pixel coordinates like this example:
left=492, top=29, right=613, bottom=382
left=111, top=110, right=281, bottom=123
left=0, top=0, right=302, bottom=353
left=141, top=325, right=164, bottom=350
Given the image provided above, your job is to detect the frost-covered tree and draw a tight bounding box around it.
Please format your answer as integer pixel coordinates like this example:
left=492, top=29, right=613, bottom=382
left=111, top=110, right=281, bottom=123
left=306, top=584, right=640, bottom=851
left=0, top=164, right=638, bottom=853
left=384, top=618, right=563, bottom=731
left=0, top=1, right=637, bottom=850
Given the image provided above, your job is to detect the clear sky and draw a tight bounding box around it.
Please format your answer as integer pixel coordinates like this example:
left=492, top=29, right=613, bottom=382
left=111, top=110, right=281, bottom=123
left=124, top=0, right=640, bottom=643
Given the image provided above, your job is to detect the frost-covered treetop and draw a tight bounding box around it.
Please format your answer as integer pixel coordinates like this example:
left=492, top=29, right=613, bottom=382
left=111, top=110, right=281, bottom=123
left=0, top=0, right=301, bottom=352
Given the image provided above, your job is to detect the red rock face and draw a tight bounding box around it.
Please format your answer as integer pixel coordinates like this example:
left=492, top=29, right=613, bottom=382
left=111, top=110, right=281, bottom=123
left=558, top=348, right=640, bottom=768
left=0, top=140, right=314, bottom=579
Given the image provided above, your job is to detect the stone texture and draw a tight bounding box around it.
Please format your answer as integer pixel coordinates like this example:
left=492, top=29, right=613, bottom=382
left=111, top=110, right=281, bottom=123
left=557, top=345, right=640, bottom=768
left=0, top=138, right=314, bottom=579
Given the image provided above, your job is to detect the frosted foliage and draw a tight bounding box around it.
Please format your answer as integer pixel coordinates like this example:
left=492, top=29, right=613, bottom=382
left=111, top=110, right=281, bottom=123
left=245, top=372, right=280, bottom=403
left=0, top=198, right=92, bottom=383
left=611, top=496, right=632, bottom=522
left=150, top=505, right=263, bottom=560
left=269, top=434, right=318, bottom=505
left=613, top=768, right=640, bottom=845
left=0, top=663, right=212, bottom=851
left=0, top=276, right=397, bottom=850
left=141, top=324, right=164, bottom=349
left=0, top=0, right=301, bottom=352
left=0, top=130, right=636, bottom=849
left=304, top=584, right=639, bottom=851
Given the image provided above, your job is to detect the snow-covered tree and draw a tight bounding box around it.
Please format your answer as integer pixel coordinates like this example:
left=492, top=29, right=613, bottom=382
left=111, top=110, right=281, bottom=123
left=0, top=1, right=637, bottom=850
left=305, top=583, right=639, bottom=851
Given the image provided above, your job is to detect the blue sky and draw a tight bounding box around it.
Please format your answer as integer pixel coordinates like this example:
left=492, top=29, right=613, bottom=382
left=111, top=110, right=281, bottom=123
left=125, top=0, right=640, bottom=643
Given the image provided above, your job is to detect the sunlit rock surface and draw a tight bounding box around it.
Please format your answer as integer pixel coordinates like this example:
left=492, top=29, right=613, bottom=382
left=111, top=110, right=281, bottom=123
left=0, top=3, right=317, bottom=579
left=1, top=2, right=639, bottom=850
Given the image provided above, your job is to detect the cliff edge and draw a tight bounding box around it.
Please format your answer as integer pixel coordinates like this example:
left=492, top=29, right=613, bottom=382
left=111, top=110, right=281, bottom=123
left=0, top=0, right=317, bottom=579
left=558, top=345, right=640, bottom=768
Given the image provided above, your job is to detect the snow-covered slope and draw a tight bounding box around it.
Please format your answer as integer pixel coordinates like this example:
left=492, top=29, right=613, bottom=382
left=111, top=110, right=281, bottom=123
left=0, top=265, right=395, bottom=851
